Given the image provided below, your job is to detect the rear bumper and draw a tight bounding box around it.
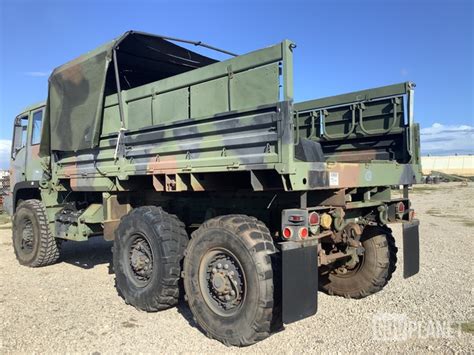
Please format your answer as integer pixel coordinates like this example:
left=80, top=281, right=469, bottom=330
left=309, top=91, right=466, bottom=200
left=278, top=218, right=420, bottom=324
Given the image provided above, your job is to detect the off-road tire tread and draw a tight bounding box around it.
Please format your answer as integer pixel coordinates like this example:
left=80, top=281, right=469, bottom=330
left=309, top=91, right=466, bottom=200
left=185, top=214, right=279, bottom=346
left=113, top=206, right=188, bottom=311
left=13, top=199, right=61, bottom=267
left=321, top=225, right=397, bottom=299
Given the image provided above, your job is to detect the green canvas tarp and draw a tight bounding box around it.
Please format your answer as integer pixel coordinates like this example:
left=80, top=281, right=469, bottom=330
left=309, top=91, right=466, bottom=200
left=40, top=31, right=217, bottom=155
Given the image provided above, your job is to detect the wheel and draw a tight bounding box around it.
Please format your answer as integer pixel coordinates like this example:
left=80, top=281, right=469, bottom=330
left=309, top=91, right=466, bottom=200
left=183, top=215, right=279, bottom=346
left=113, top=206, right=188, bottom=311
left=320, top=226, right=398, bottom=299
left=12, top=199, right=61, bottom=267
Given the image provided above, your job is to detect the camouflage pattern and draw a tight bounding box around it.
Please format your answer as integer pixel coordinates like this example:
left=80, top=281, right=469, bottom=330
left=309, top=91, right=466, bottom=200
left=7, top=34, right=422, bottom=241
left=40, top=31, right=218, bottom=154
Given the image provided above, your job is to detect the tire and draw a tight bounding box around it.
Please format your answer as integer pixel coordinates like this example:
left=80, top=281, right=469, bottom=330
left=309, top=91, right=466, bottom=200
left=183, top=215, right=279, bottom=346
left=320, top=226, right=398, bottom=299
left=12, top=199, right=61, bottom=267
left=113, top=206, right=188, bottom=311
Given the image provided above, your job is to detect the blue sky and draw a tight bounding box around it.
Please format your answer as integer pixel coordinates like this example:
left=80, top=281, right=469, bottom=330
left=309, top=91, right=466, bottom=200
left=0, top=0, right=472, bottom=168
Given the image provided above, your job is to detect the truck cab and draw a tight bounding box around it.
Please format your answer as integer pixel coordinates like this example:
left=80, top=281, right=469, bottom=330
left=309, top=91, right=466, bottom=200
left=5, top=102, right=46, bottom=215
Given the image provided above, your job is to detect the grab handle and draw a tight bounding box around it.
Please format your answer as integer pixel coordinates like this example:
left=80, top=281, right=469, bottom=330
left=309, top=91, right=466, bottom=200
left=358, top=98, right=400, bottom=136
left=320, top=106, right=356, bottom=140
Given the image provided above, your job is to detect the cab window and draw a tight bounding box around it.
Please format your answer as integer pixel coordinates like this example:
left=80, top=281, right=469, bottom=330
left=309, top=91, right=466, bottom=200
left=31, top=110, right=43, bottom=145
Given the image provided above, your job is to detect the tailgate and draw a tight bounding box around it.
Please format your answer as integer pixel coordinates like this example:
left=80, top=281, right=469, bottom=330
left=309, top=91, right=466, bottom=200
left=293, top=82, right=419, bottom=165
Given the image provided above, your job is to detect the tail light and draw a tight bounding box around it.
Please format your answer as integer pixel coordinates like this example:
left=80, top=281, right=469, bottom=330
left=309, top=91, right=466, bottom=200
left=288, top=215, right=304, bottom=223
left=282, top=227, right=292, bottom=239
left=397, top=202, right=405, bottom=214
left=298, top=227, right=308, bottom=239
left=309, top=212, right=320, bottom=225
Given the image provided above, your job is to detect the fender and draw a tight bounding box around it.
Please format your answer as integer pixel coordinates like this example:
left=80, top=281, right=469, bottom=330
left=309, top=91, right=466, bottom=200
left=12, top=180, right=40, bottom=211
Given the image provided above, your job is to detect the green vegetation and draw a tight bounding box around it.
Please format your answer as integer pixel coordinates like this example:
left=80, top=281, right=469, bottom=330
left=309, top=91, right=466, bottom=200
left=411, top=186, right=438, bottom=194
left=426, top=208, right=473, bottom=227
left=453, top=321, right=474, bottom=334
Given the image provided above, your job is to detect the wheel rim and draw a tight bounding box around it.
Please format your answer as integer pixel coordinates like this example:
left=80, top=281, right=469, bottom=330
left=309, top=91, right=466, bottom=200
left=198, top=248, right=247, bottom=317
left=332, top=238, right=371, bottom=277
left=126, top=233, right=154, bottom=287
left=333, top=253, right=365, bottom=277
left=20, top=218, right=34, bottom=254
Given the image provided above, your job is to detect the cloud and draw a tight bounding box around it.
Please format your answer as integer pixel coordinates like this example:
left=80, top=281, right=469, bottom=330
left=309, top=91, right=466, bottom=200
left=24, top=71, right=51, bottom=77
left=0, top=140, right=11, bottom=170
left=420, top=123, right=474, bottom=155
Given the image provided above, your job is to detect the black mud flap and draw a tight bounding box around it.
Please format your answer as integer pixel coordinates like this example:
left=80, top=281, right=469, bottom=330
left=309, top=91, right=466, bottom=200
left=281, top=243, right=318, bottom=324
left=403, top=219, right=420, bottom=278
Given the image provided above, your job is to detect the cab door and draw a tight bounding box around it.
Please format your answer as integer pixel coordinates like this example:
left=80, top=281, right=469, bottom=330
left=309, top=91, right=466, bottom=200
left=10, top=113, right=29, bottom=187
left=26, top=108, right=44, bottom=181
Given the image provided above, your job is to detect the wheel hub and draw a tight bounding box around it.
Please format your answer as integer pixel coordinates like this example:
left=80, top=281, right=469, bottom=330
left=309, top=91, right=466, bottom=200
left=129, top=236, right=153, bottom=284
left=21, top=219, right=34, bottom=253
left=200, top=249, right=246, bottom=316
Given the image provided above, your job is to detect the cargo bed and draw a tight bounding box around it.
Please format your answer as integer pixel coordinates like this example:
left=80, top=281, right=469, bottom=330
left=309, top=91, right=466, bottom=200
left=45, top=36, right=421, bottom=192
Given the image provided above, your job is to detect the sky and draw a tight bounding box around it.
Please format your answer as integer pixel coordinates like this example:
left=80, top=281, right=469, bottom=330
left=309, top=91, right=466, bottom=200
left=0, top=0, right=472, bottom=168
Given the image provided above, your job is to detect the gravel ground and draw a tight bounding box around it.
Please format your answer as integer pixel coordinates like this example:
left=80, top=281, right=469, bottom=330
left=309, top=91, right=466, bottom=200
left=0, top=183, right=472, bottom=353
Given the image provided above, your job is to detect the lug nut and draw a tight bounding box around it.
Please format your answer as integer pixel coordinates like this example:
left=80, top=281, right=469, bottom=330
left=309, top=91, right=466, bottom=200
left=229, top=271, right=234, bottom=276
left=217, top=263, right=222, bottom=269
left=224, top=264, right=229, bottom=270
left=230, top=290, right=236, bottom=296
left=225, top=295, right=230, bottom=301
left=212, top=268, right=217, bottom=274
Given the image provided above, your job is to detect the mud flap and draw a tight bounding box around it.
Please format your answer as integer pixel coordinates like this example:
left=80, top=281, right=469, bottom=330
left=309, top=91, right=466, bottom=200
left=403, top=219, right=420, bottom=278
left=281, top=243, right=318, bottom=324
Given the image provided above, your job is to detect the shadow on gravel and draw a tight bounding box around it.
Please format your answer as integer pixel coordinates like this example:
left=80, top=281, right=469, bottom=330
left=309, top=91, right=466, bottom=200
left=59, top=236, right=114, bottom=273
left=176, top=300, right=204, bottom=335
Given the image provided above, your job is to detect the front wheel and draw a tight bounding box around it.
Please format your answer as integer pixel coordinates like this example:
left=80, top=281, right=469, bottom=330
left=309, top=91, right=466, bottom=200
left=183, top=215, right=279, bottom=346
left=12, top=199, right=61, bottom=267
left=320, top=226, right=398, bottom=299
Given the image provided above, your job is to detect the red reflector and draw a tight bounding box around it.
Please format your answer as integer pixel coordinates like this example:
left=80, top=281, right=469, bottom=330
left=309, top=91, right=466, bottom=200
left=309, top=212, right=320, bottom=225
left=397, top=202, right=405, bottom=213
left=288, top=215, right=303, bottom=222
left=299, top=227, right=308, bottom=239
left=282, top=227, right=292, bottom=239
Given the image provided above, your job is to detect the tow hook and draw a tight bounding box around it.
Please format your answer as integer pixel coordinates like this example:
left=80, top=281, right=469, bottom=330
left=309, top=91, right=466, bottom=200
left=378, top=205, right=389, bottom=224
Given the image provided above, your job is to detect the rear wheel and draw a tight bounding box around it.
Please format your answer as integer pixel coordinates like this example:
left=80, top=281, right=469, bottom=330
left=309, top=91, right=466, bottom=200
left=183, top=215, right=279, bottom=346
left=113, top=206, right=188, bottom=311
left=320, top=226, right=397, bottom=299
left=12, top=199, right=61, bottom=267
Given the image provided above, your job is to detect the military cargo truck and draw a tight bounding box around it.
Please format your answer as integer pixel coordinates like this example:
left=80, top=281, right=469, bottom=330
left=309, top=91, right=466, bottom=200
left=5, top=31, right=421, bottom=346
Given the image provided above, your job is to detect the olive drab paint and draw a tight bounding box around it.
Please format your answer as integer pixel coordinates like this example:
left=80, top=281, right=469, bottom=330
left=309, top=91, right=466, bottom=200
left=6, top=32, right=421, bottom=345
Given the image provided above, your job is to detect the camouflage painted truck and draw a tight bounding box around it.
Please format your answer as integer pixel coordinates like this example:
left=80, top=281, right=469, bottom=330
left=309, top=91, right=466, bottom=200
left=5, top=31, right=421, bottom=346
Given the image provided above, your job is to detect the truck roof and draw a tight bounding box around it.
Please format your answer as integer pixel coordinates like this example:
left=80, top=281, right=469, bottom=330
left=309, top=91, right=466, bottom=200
left=19, top=101, right=46, bottom=115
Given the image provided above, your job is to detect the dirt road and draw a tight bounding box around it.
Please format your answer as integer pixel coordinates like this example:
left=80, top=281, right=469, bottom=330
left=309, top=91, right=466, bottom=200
left=0, top=183, right=472, bottom=353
